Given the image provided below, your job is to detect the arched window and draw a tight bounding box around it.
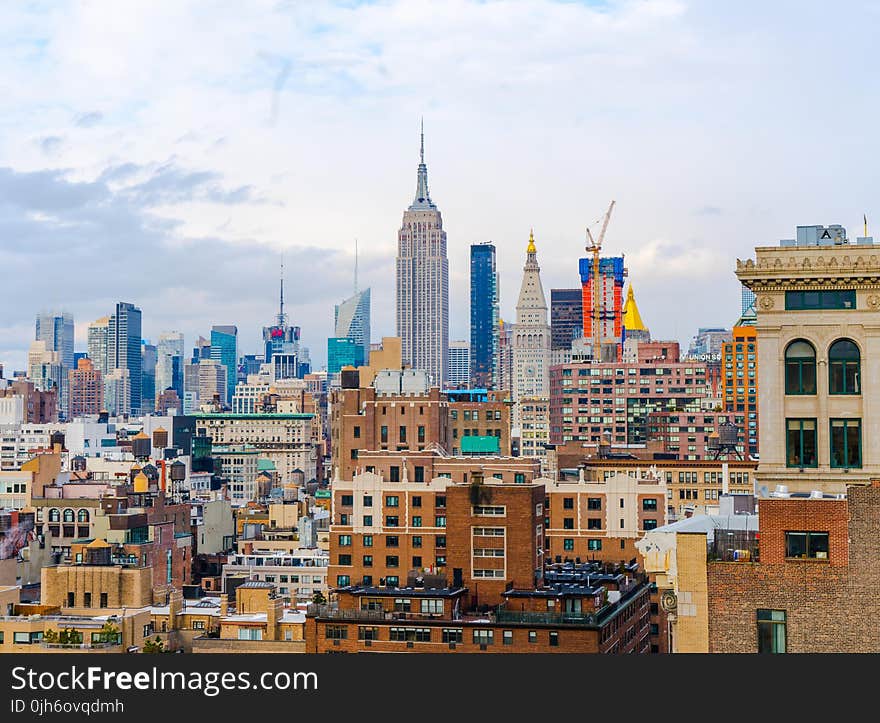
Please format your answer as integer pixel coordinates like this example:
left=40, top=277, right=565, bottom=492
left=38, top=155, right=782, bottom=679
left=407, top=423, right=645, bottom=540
left=77, top=509, right=90, bottom=523
left=48, top=508, right=60, bottom=522
left=62, top=509, right=75, bottom=523
left=829, top=339, right=860, bottom=394
left=784, top=340, right=816, bottom=394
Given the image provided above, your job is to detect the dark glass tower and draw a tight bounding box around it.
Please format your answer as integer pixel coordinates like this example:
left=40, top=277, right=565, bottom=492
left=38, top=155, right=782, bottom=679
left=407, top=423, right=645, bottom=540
left=550, top=289, right=583, bottom=350
left=469, top=242, right=498, bottom=389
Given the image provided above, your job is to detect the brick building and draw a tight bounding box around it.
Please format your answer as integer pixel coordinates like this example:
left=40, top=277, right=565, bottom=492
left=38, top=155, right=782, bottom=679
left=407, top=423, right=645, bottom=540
left=707, top=485, right=877, bottom=653
left=68, top=358, right=103, bottom=418
left=721, top=325, right=758, bottom=457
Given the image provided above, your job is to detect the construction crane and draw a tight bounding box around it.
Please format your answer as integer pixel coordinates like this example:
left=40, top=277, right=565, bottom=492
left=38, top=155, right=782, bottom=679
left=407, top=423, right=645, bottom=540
left=585, top=200, right=616, bottom=360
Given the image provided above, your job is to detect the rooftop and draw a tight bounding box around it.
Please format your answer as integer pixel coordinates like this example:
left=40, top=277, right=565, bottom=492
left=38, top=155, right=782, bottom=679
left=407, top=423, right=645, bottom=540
left=335, top=585, right=467, bottom=598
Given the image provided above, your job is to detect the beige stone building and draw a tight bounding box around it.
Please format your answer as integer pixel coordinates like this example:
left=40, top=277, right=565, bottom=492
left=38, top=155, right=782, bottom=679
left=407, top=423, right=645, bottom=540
left=737, top=223, right=880, bottom=494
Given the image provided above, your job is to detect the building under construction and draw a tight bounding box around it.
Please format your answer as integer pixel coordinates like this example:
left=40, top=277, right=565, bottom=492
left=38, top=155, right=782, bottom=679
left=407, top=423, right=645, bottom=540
left=579, top=255, right=627, bottom=360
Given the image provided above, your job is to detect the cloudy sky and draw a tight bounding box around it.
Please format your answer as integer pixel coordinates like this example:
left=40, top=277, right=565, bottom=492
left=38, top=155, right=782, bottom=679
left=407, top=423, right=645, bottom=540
left=2, top=0, right=878, bottom=373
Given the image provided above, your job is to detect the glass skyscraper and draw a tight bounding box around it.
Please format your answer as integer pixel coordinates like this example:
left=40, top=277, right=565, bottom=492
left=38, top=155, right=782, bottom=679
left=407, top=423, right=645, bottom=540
left=210, top=325, right=238, bottom=404
left=327, top=337, right=362, bottom=375
left=108, top=302, right=143, bottom=415
left=35, top=312, right=74, bottom=417
left=469, top=242, right=498, bottom=389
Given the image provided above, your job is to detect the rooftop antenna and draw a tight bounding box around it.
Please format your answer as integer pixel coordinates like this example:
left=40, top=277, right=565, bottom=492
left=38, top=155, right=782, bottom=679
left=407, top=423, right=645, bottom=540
left=277, top=254, right=287, bottom=327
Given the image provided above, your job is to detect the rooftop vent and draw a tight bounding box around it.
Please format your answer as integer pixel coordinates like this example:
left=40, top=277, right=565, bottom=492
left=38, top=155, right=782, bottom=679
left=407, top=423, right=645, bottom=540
left=809, top=490, right=824, bottom=499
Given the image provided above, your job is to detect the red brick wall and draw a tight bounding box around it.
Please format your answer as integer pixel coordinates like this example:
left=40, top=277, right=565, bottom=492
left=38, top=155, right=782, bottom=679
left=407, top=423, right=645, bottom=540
left=756, top=498, right=848, bottom=565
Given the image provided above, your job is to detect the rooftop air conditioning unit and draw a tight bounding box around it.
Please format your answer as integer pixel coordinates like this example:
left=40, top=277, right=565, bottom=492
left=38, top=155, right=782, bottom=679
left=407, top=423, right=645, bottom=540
left=810, top=490, right=824, bottom=499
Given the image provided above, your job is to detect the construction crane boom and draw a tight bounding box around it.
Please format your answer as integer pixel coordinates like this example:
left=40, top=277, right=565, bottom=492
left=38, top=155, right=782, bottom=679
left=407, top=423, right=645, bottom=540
left=586, top=200, right=616, bottom=360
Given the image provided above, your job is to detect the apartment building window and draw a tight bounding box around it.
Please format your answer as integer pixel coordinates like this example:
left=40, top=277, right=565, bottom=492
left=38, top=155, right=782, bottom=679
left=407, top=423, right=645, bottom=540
left=386, top=576, right=399, bottom=586
left=412, top=555, right=422, bottom=568
left=786, top=419, right=817, bottom=468
left=563, top=518, right=574, bottom=530
left=528, top=630, right=537, bottom=643
left=386, top=555, right=400, bottom=568
left=412, top=495, right=422, bottom=508
left=784, top=340, right=817, bottom=395
left=389, top=467, right=400, bottom=483
left=435, top=516, right=447, bottom=527
left=325, top=625, right=348, bottom=640
left=831, top=419, right=862, bottom=468
left=587, top=519, right=601, bottom=530
left=757, top=610, right=786, bottom=653
left=399, top=426, right=407, bottom=443
left=99, top=593, right=108, bottom=608
left=353, top=426, right=361, bottom=439
left=442, top=628, right=463, bottom=643
left=436, top=496, right=446, bottom=508
left=393, top=598, right=411, bottom=612
left=472, top=629, right=494, bottom=645
left=386, top=536, right=399, bottom=547
left=413, top=536, right=422, bottom=548
left=363, top=515, right=372, bottom=526
left=435, top=535, right=446, bottom=548
left=386, top=495, right=399, bottom=507
left=563, top=497, right=574, bottom=509
left=642, top=499, right=657, bottom=511
left=587, top=539, right=602, bottom=551
left=587, top=498, right=601, bottom=511
left=418, top=426, right=425, bottom=443
left=411, top=516, right=422, bottom=527
left=414, top=466, right=425, bottom=483
left=503, top=630, right=514, bottom=645
left=380, top=426, right=388, bottom=443
left=67, top=592, right=75, bottom=607
left=785, top=289, right=855, bottom=311
left=84, top=592, right=92, bottom=607
left=338, top=554, right=352, bottom=565
left=341, top=495, right=353, bottom=506
left=642, top=519, right=658, bottom=531
left=549, top=631, right=559, bottom=647
left=363, top=535, right=373, bottom=547
left=514, top=473, right=526, bottom=484
left=829, top=339, right=860, bottom=394
left=386, top=515, right=399, bottom=527
left=340, top=514, right=349, bottom=525
left=421, top=599, right=443, bottom=614
left=364, top=495, right=373, bottom=507
left=785, top=531, right=829, bottom=560
left=362, top=555, right=373, bottom=567
left=358, top=627, right=379, bottom=641
left=338, top=535, right=352, bottom=547
left=336, top=575, right=350, bottom=587
left=563, top=538, right=574, bottom=551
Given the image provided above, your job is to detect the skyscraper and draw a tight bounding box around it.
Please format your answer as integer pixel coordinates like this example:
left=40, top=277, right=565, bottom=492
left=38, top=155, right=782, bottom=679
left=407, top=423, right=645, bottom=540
left=335, top=290, right=370, bottom=362
left=511, top=231, right=551, bottom=404
left=396, top=122, right=449, bottom=387
left=69, top=358, right=103, bottom=418
left=210, top=325, right=238, bottom=403
left=108, top=302, right=143, bottom=415
left=448, top=340, right=471, bottom=389
left=263, top=261, right=300, bottom=366
left=469, top=243, right=499, bottom=389
left=579, top=255, right=627, bottom=360
left=35, top=312, right=74, bottom=417
left=141, top=341, right=157, bottom=414
left=550, top=289, right=583, bottom=351
left=87, top=317, right=110, bottom=377
left=156, top=331, right=185, bottom=399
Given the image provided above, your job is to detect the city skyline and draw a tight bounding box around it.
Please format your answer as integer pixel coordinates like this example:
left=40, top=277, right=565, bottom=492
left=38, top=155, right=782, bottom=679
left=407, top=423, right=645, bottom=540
left=3, top=1, right=880, bottom=374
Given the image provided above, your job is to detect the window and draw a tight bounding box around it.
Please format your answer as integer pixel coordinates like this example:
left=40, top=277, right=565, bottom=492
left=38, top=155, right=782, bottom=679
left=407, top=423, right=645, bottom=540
left=442, top=628, right=463, bottom=643
left=336, top=575, right=350, bottom=587
left=386, top=555, right=400, bottom=568
left=386, top=536, right=399, bottom=547
left=549, top=631, right=559, bottom=647
left=587, top=498, right=601, bottom=510
left=528, top=630, right=537, bottom=644
left=514, top=473, right=526, bottom=484
left=192, top=620, right=205, bottom=631
left=587, top=539, right=602, bottom=551
left=563, top=518, right=574, bottom=530
left=325, top=625, right=348, bottom=640
left=785, top=289, right=855, bottom=310
left=353, top=426, right=361, bottom=439
left=421, top=599, right=443, bottom=614
left=341, top=495, right=353, bottom=506
left=67, top=592, right=75, bottom=607
left=435, top=535, right=446, bottom=548
left=363, top=515, right=373, bottom=526
left=642, top=519, right=658, bottom=531
left=399, top=426, right=407, bottom=443
left=831, top=419, right=862, bottom=468
left=358, top=626, right=379, bottom=640
left=412, top=516, right=422, bottom=527
left=386, top=495, right=399, bottom=507
left=364, top=495, right=373, bottom=507
left=412, top=495, right=422, bottom=507
left=238, top=628, right=263, bottom=640
left=786, top=419, right=817, bottom=468
left=757, top=609, right=786, bottom=653
left=362, top=555, right=373, bottom=567
left=363, top=535, right=373, bottom=547
left=563, top=538, right=574, bottom=551
left=563, top=497, right=574, bottom=509
left=472, top=629, right=494, bottom=645
left=338, top=554, right=352, bottom=565
left=389, top=466, right=400, bottom=482
left=386, top=515, right=399, bottom=527
left=338, top=535, right=352, bottom=547
left=413, top=535, right=422, bottom=548
left=435, top=516, right=446, bottom=527
left=784, top=340, right=817, bottom=395
left=418, top=426, right=425, bottom=443
left=587, top=519, right=602, bottom=530
left=503, top=630, right=513, bottom=645
left=642, top=499, right=657, bottom=511
left=339, top=514, right=349, bottom=525
left=77, top=509, right=89, bottom=523
left=380, top=426, right=388, bottom=443
left=436, top=496, right=446, bottom=508
left=829, top=339, right=860, bottom=394
left=99, top=593, right=108, bottom=608
left=785, top=531, right=830, bottom=559
left=472, top=505, right=505, bottom=516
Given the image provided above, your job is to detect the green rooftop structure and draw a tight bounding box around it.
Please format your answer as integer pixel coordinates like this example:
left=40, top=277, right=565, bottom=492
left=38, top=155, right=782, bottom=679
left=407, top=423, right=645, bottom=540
left=460, top=435, right=501, bottom=455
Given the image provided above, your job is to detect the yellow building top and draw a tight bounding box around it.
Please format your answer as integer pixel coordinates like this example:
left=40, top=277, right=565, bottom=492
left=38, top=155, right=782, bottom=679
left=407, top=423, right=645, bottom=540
left=622, top=285, right=647, bottom=332
left=86, top=538, right=111, bottom=549
left=527, top=229, right=536, bottom=254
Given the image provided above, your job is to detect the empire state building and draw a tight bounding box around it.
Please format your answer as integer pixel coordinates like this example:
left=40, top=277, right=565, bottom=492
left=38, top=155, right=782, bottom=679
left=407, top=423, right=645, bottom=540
left=396, top=123, right=449, bottom=387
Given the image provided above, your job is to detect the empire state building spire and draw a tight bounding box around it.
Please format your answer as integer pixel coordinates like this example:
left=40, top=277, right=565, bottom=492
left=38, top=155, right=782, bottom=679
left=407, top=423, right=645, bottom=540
left=409, top=118, right=436, bottom=210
